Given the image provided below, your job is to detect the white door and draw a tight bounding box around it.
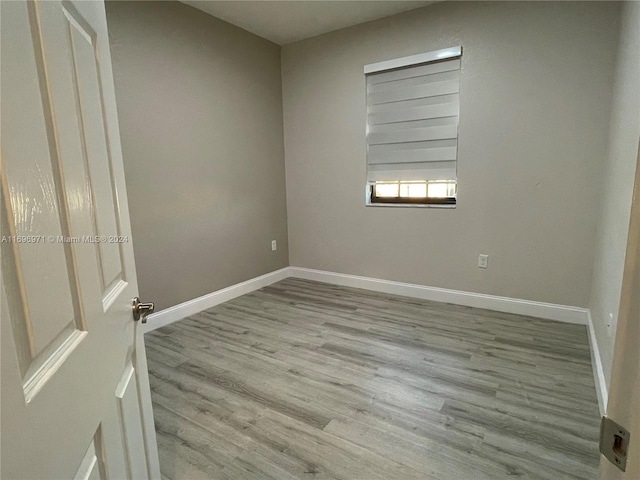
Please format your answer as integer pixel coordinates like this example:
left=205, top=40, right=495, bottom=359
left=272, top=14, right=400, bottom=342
left=1, top=1, right=161, bottom=478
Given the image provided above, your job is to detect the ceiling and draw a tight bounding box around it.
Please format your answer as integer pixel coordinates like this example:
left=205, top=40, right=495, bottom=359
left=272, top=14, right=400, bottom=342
left=181, top=1, right=435, bottom=45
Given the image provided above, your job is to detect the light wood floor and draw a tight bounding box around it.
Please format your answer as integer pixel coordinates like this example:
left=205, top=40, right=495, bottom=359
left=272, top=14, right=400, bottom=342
left=145, top=278, right=601, bottom=480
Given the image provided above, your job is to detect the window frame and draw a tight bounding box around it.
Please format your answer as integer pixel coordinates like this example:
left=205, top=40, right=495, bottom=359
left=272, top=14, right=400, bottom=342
left=364, top=47, right=462, bottom=209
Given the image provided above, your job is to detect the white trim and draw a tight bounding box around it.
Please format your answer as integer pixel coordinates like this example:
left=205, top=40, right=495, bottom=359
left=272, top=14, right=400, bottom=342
left=586, top=310, right=609, bottom=416
left=143, top=268, right=290, bottom=333
left=364, top=46, right=462, bottom=74
left=146, top=264, right=590, bottom=331
left=288, top=267, right=589, bottom=325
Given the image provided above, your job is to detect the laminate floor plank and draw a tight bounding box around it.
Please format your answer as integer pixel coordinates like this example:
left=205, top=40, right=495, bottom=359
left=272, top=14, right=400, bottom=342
left=242, top=409, right=428, bottom=480
left=146, top=278, right=600, bottom=479
left=323, top=415, right=507, bottom=480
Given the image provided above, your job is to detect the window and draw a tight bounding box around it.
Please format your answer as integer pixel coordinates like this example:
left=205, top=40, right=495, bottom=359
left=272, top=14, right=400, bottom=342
left=364, top=47, right=462, bottom=207
left=371, top=180, right=457, bottom=205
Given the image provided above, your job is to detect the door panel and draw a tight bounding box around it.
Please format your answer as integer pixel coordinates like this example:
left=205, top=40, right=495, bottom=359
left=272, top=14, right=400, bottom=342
left=116, top=362, right=151, bottom=480
left=63, top=1, right=127, bottom=302
left=1, top=1, right=160, bottom=478
left=2, top=0, right=88, bottom=404
left=74, top=431, right=108, bottom=480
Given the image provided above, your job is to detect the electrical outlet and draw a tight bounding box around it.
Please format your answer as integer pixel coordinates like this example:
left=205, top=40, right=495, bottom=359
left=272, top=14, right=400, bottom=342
left=607, top=313, right=614, bottom=336
left=478, top=254, right=488, bottom=269
left=271, top=240, right=277, bottom=251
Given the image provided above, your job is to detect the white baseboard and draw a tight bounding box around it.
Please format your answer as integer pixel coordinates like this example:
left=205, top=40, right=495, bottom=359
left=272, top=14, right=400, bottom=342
left=143, top=267, right=290, bottom=333
left=146, top=265, right=588, bottom=332
left=586, top=310, right=608, bottom=416
left=288, top=267, right=589, bottom=325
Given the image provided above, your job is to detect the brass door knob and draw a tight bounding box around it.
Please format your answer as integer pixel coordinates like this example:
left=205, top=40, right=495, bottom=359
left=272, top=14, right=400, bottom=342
left=132, top=297, right=155, bottom=324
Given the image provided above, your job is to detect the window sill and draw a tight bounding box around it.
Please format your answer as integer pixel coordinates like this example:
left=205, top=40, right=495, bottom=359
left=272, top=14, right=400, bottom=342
left=365, top=202, right=456, bottom=209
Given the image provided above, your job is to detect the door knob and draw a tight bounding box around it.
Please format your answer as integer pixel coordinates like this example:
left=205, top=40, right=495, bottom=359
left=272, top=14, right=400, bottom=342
left=132, top=297, right=154, bottom=323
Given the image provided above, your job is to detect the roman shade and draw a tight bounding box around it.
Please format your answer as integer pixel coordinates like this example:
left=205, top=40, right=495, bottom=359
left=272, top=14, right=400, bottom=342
left=365, top=47, right=461, bottom=183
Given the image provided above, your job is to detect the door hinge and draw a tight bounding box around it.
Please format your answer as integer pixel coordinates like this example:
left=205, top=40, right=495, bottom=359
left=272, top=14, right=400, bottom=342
left=600, top=416, right=630, bottom=472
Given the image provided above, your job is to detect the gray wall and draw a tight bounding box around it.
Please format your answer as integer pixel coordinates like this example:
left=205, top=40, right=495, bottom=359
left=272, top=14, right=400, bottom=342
left=282, top=1, right=619, bottom=308
left=589, top=0, right=640, bottom=386
left=106, top=1, right=288, bottom=311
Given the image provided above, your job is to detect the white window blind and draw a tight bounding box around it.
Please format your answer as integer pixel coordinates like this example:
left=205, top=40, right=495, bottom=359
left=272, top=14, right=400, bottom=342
left=365, top=47, right=461, bottom=183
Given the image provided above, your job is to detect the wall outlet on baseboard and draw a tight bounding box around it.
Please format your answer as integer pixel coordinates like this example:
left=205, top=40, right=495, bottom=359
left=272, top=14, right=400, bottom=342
left=271, top=240, right=277, bottom=251
left=478, top=254, right=488, bottom=269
